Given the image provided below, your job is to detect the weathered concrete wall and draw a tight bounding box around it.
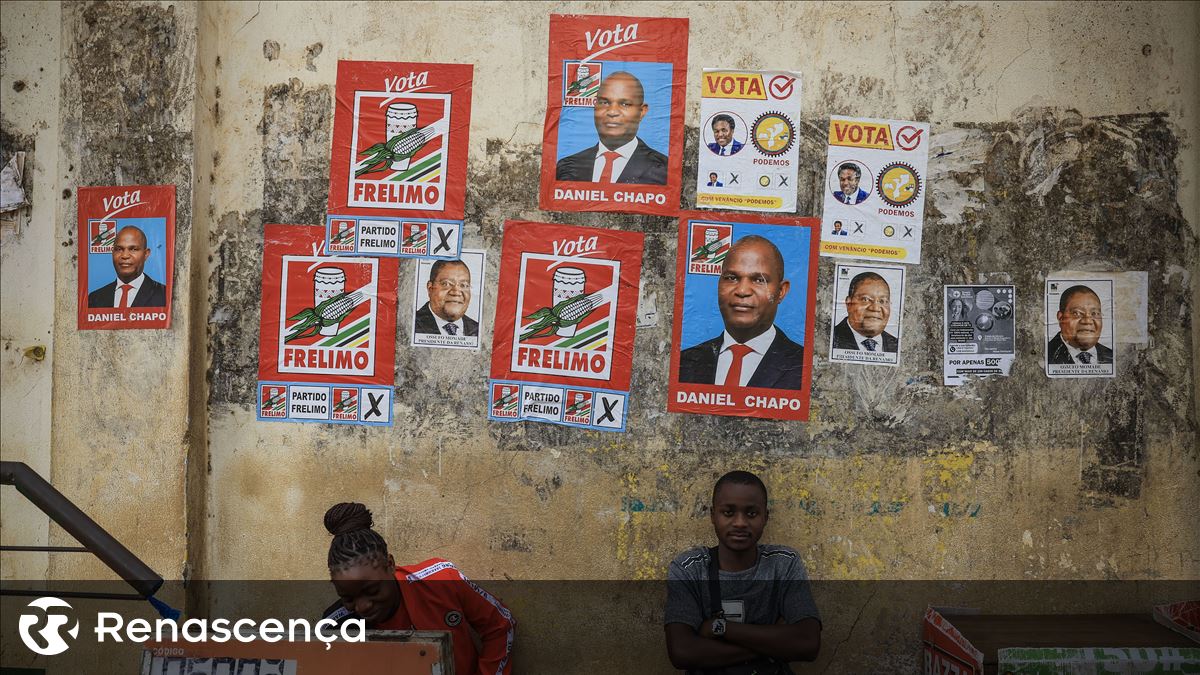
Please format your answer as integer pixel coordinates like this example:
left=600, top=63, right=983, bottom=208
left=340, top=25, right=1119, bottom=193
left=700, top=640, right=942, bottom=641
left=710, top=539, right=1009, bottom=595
left=2, top=1, right=1198, bottom=673
left=0, top=0, right=62, bottom=583
left=0, top=0, right=198, bottom=593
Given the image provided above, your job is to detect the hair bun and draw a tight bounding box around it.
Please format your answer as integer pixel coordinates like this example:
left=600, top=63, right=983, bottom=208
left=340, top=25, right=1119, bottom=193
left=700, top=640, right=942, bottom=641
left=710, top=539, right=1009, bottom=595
left=324, top=502, right=374, bottom=536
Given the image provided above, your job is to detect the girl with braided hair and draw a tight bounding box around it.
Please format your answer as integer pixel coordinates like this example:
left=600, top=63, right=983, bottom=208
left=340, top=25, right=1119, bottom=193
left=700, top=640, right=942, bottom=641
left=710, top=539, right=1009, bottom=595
left=321, top=502, right=515, bottom=674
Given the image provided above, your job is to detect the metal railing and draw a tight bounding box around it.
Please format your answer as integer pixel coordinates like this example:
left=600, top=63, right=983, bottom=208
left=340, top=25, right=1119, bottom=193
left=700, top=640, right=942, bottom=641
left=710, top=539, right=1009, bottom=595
left=1, top=460, right=163, bottom=600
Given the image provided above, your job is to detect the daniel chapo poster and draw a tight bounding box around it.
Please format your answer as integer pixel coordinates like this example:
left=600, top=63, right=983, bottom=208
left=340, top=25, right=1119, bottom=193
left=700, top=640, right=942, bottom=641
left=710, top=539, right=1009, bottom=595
left=257, top=224, right=398, bottom=426
left=668, top=213, right=820, bottom=421
left=325, top=60, right=472, bottom=260
left=76, top=184, right=175, bottom=330
left=489, top=221, right=643, bottom=432
left=539, top=14, right=688, bottom=216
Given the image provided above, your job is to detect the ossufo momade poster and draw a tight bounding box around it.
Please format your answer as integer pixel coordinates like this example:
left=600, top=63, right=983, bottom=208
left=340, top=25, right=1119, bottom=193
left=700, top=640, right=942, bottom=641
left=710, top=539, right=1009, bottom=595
left=76, top=185, right=175, bottom=330
left=943, top=285, right=1016, bottom=385
left=411, top=249, right=486, bottom=350
left=696, top=69, right=802, bottom=213
left=489, top=221, right=643, bottom=432
left=828, top=263, right=906, bottom=367
left=667, top=213, right=820, bottom=422
left=257, top=224, right=399, bottom=426
left=820, top=116, right=930, bottom=265
left=539, top=14, right=688, bottom=216
left=1044, top=278, right=1116, bottom=379
left=325, top=60, right=472, bottom=259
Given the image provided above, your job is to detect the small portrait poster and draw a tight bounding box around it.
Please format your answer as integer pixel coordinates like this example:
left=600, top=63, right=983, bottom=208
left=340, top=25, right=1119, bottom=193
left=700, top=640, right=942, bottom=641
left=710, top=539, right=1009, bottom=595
left=828, top=263, right=906, bottom=367
left=539, top=14, right=688, bottom=216
left=325, top=60, right=472, bottom=258
left=820, top=116, right=930, bottom=264
left=256, top=224, right=399, bottom=426
left=696, top=69, right=802, bottom=213
left=488, top=220, right=644, bottom=432
left=411, top=249, right=486, bottom=350
left=668, top=213, right=820, bottom=422
left=943, top=285, right=1016, bottom=385
left=1044, top=278, right=1116, bottom=378
left=76, top=185, right=175, bottom=330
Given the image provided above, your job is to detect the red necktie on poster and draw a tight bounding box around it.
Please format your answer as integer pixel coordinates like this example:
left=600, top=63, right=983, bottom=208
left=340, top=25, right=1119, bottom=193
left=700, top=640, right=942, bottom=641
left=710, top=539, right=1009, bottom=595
left=118, top=283, right=133, bottom=308
left=723, top=343, right=754, bottom=386
left=598, top=151, right=621, bottom=183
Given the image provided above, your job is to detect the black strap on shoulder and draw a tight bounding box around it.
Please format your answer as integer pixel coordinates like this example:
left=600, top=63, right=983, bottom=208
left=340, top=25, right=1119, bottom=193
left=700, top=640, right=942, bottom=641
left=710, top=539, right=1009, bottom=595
left=707, top=546, right=723, bottom=617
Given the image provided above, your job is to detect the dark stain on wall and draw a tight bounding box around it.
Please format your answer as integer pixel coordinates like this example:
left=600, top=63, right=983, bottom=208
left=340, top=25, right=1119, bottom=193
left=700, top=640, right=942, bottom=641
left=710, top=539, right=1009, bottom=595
left=73, top=3, right=191, bottom=186
left=259, top=78, right=330, bottom=226
left=207, top=209, right=264, bottom=406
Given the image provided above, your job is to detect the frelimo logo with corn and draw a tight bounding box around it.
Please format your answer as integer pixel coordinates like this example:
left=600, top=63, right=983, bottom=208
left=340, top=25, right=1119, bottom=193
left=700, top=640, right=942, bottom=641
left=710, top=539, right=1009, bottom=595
left=512, top=249, right=621, bottom=381
left=278, top=260, right=380, bottom=377
left=347, top=86, right=451, bottom=210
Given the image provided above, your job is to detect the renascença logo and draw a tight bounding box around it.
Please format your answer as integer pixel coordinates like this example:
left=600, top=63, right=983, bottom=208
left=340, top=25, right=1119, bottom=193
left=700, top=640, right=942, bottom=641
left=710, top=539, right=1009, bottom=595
left=19, top=597, right=80, bottom=655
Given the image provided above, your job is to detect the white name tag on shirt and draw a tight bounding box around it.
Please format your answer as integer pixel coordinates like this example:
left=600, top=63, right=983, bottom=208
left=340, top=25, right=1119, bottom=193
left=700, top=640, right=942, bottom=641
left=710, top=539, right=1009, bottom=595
left=722, top=600, right=745, bottom=623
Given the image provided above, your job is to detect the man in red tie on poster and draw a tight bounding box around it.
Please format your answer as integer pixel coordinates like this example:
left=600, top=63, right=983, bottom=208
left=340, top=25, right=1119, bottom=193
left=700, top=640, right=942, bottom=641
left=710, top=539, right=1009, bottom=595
left=678, top=236, right=805, bottom=391
left=554, top=71, right=668, bottom=185
left=87, top=226, right=167, bottom=308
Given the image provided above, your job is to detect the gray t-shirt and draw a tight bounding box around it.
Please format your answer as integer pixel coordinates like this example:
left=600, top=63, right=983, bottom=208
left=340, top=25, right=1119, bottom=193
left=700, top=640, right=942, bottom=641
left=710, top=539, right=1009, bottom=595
left=664, top=544, right=820, bottom=630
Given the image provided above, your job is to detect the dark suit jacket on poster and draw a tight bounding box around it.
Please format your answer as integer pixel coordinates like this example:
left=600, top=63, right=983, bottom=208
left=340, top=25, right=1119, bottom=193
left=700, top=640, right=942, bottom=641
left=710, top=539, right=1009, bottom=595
left=554, top=139, right=668, bottom=185
left=87, top=275, right=167, bottom=308
left=678, top=327, right=805, bottom=391
left=414, top=301, right=479, bottom=336
left=833, top=188, right=869, bottom=205
left=1047, top=332, right=1112, bottom=364
left=706, top=140, right=744, bottom=155
left=832, top=317, right=898, bottom=353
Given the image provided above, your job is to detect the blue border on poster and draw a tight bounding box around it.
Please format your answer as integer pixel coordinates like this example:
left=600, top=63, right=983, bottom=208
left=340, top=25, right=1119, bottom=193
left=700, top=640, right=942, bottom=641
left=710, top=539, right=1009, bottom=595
left=256, top=380, right=394, bottom=426
left=486, top=378, right=629, bottom=433
left=324, top=216, right=464, bottom=259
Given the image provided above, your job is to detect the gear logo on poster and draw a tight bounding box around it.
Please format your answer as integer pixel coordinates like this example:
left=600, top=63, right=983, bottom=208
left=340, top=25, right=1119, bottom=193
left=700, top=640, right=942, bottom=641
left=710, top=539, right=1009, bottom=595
left=328, top=219, right=357, bottom=252
left=751, top=112, right=794, bottom=156
left=400, top=221, right=429, bottom=255
left=511, top=252, right=620, bottom=381
left=259, top=385, right=288, bottom=418
left=877, top=162, right=921, bottom=207
left=277, top=258, right=379, bottom=377
left=562, top=60, right=603, bottom=106
left=490, top=383, right=520, bottom=419
left=331, top=387, right=359, bottom=421
left=562, top=389, right=594, bottom=425
left=687, top=222, right=733, bottom=275
left=346, top=82, right=450, bottom=212
left=88, top=220, right=116, bottom=254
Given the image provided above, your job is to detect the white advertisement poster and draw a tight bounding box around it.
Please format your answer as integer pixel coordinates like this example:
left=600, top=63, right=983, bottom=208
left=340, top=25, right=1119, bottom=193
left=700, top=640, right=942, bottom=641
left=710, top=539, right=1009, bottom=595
left=1045, top=278, right=1116, bottom=378
left=695, top=69, right=802, bottom=213
left=943, top=285, right=1016, bottom=385
left=829, top=263, right=905, bottom=367
left=820, top=115, right=930, bottom=264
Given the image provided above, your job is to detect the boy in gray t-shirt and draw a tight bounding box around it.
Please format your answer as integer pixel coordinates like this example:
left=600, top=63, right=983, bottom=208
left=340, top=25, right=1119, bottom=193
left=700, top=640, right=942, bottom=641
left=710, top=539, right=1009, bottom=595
left=665, top=471, right=821, bottom=674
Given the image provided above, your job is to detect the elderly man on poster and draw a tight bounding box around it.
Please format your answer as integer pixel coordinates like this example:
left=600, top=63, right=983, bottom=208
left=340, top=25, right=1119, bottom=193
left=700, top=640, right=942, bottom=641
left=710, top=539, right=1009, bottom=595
left=678, top=236, right=805, bottom=390
left=832, top=271, right=897, bottom=353
left=414, top=259, right=478, bottom=337
left=87, top=225, right=167, bottom=308
left=1047, top=284, right=1112, bottom=364
left=555, top=71, right=668, bottom=186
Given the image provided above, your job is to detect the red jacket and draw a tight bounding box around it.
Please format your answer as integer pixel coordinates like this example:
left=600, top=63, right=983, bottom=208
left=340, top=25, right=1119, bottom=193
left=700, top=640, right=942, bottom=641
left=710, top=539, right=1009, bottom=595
left=328, top=559, right=515, bottom=674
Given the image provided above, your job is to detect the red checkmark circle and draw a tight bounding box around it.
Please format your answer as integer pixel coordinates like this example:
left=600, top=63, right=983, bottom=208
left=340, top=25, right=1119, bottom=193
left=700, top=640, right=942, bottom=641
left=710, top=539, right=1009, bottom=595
left=897, top=125, right=924, bottom=151
left=768, top=75, right=795, bottom=99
